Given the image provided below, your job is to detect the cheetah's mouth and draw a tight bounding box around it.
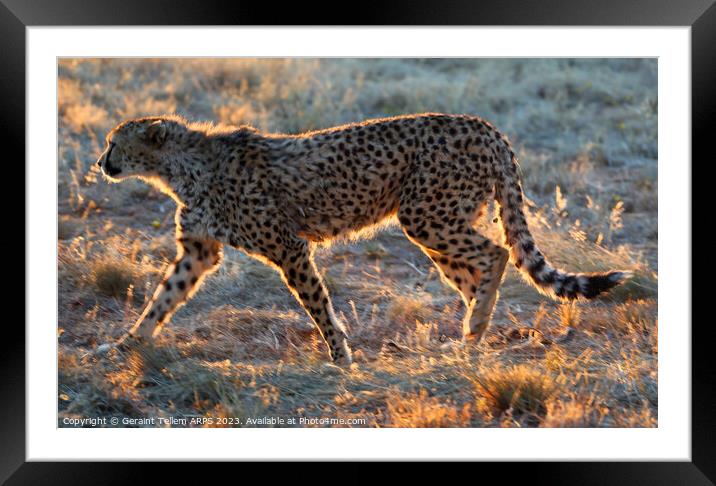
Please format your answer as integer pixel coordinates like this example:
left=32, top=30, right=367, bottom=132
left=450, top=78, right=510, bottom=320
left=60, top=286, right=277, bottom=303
left=104, top=143, right=122, bottom=176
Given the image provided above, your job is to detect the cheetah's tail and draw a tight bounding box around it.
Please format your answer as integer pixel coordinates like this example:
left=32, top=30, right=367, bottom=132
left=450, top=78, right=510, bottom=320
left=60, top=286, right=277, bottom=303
left=494, top=152, right=630, bottom=300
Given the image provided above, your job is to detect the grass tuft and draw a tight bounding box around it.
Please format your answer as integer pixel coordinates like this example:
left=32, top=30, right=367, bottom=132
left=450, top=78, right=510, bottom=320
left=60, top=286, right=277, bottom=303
left=386, top=295, right=433, bottom=326
left=558, top=302, right=582, bottom=329
left=543, top=399, right=607, bottom=428
left=385, top=388, right=472, bottom=427
left=92, top=259, right=137, bottom=298
left=474, top=365, right=558, bottom=419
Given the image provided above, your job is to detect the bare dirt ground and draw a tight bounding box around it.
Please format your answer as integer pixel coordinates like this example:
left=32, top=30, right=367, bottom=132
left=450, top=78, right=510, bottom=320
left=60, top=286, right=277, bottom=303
left=58, top=58, right=657, bottom=427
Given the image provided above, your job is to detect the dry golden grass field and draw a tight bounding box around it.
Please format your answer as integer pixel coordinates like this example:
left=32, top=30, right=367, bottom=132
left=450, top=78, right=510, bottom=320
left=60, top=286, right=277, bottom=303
left=58, top=58, right=657, bottom=428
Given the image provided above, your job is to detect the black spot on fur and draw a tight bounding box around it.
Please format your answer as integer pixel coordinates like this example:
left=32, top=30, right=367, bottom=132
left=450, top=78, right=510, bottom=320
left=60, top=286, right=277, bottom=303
left=529, top=258, right=545, bottom=277
left=542, top=270, right=557, bottom=284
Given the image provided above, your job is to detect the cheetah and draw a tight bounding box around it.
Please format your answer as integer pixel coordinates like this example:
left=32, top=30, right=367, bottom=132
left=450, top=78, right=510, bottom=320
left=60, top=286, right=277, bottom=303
left=97, top=113, right=628, bottom=365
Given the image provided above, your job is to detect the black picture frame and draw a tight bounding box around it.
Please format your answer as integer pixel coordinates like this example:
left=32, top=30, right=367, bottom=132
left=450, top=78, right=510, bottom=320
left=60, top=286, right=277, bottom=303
left=5, top=0, right=710, bottom=482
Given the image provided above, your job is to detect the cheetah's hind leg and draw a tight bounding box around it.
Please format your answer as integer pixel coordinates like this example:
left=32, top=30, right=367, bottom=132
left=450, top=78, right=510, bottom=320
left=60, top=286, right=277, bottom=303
left=462, top=244, right=508, bottom=342
left=400, top=210, right=509, bottom=345
left=423, top=238, right=509, bottom=344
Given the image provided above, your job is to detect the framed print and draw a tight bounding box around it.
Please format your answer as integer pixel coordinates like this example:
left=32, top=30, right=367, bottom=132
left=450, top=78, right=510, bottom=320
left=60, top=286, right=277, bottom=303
left=6, top=0, right=712, bottom=481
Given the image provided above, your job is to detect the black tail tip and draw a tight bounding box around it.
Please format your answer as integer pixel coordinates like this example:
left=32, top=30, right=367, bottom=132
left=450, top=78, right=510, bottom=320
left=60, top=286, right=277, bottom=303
left=582, top=271, right=631, bottom=299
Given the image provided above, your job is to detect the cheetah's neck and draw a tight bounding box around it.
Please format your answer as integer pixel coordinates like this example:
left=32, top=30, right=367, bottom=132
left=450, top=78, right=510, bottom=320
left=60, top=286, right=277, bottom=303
left=153, top=134, right=221, bottom=207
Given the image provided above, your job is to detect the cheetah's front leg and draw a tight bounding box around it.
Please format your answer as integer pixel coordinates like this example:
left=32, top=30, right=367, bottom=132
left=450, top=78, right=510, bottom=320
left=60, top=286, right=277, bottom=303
left=277, top=245, right=352, bottom=365
left=127, top=237, right=223, bottom=341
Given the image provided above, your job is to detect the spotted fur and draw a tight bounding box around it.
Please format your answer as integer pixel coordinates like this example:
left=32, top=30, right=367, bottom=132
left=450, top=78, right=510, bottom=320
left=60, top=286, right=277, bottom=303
left=98, top=113, right=628, bottom=364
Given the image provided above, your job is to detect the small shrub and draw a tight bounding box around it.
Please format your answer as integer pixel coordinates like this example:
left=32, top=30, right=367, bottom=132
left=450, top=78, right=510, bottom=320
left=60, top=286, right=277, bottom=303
left=474, top=365, right=557, bottom=418
left=386, top=295, right=433, bottom=326
left=92, top=259, right=136, bottom=298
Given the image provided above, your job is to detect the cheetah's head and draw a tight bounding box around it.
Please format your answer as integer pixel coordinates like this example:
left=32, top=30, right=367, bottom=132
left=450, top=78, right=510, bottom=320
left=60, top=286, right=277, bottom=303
left=97, top=116, right=181, bottom=182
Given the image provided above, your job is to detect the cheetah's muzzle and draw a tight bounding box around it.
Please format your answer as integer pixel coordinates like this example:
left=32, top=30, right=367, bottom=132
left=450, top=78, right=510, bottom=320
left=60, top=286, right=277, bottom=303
left=105, top=143, right=122, bottom=176
left=99, top=113, right=630, bottom=364
left=98, top=142, right=121, bottom=176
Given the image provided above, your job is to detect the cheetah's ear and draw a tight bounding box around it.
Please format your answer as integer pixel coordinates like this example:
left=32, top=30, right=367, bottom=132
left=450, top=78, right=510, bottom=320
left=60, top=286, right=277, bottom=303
left=145, top=120, right=167, bottom=146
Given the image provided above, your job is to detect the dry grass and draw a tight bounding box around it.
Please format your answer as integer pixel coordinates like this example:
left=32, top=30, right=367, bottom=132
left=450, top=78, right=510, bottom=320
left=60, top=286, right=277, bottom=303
left=58, top=58, right=657, bottom=428
left=384, top=389, right=472, bottom=428
left=386, top=295, right=433, bottom=327
left=473, top=365, right=558, bottom=420
left=92, top=260, right=136, bottom=298
left=558, top=302, right=582, bottom=329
